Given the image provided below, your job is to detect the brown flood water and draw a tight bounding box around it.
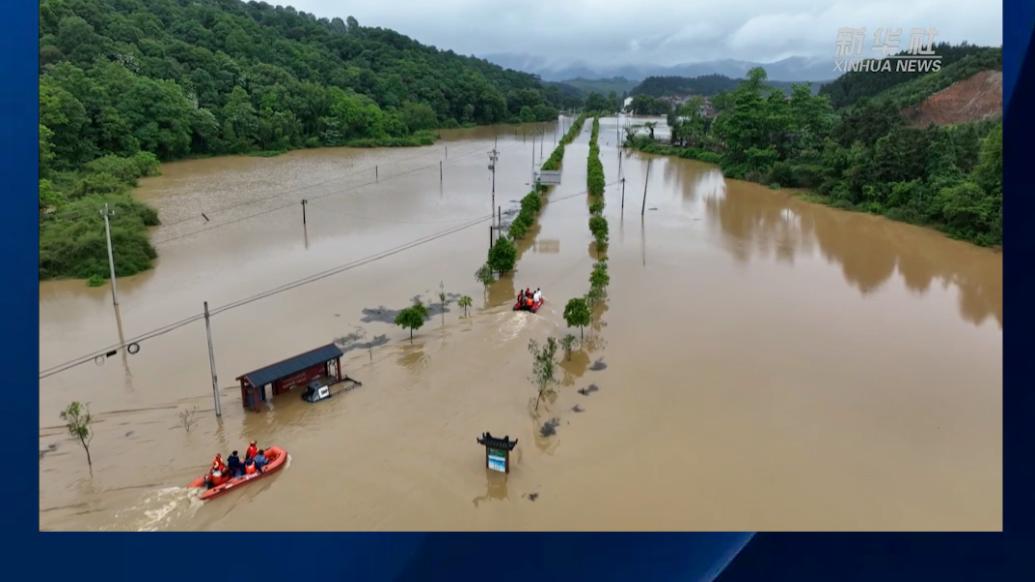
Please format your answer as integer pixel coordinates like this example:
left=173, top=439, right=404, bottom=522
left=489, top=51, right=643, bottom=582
left=39, top=117, right=1001, bottom=531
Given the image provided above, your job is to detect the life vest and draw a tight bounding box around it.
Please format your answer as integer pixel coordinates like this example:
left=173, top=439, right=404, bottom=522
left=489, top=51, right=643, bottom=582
left=246, top=445, right=257, bottom=460
left=245, top=463, right=256, bottom=475
left=210, top=471, right=226, bottom=486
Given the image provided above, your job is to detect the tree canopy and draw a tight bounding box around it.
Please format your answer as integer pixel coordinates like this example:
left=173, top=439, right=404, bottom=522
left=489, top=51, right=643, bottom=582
left=38, top=0, right=578, bottom=280
left=630, top=52, right=1003, bottom=247
left=394, top=301, right=428, bottom=342
left=563, top=297, right=591, bottom=340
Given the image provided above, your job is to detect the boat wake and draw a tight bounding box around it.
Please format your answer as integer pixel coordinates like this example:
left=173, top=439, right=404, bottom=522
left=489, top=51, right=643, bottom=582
left=109, top=486, right=203, bottom=531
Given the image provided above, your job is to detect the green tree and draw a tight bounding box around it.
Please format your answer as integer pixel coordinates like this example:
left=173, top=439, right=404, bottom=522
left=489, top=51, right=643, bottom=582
left=560, top=333, right=577, bottom=361
left=584, top=92, right=609, bottom=112
left=438, top=281, right=447, bottom=325
left=475, top=263, right=495, bottom=287
left=394, top=300, right=428, bottom=343
left=458, top=295, right=473, bottom=317
left=487, top=235, right=517, bottom=274
left=528, top=337, right=559, bottom=412
left=400, top=101, right=438, bottom=131
left=589, top=215, right=609, bottom=248
left=60, top=401, right=94, bottom=469
left=222, top=86, right=260, bottom=152
left=590, top=260, right=610, bottom=290
left=39, top=81, right=92, bottom=166
left=563, top=297, right=591, bottom=340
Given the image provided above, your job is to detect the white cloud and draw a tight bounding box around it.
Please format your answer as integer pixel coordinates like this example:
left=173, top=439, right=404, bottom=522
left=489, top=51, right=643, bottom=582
left=286, top=0, right=1002, bottom=67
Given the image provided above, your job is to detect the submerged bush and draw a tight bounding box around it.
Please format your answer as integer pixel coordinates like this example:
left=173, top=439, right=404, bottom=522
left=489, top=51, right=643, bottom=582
left=40, top=194, right=159, bottom=280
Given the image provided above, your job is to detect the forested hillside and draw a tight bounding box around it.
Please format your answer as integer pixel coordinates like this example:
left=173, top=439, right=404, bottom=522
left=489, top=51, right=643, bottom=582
left=39, top=0, right=576, bottom=280
left=819, top=44, right=999, bottom=108
left=632, top=49, right=1002, bottom=246
left=631, top=74, right=816, bottom=98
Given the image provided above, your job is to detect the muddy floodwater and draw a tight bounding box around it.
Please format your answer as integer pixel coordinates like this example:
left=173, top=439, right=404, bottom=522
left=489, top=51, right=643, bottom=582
left=39, top=117, right=1001, bottom=531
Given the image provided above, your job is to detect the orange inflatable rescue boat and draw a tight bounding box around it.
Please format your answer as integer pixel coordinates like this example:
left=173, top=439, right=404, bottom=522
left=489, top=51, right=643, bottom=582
left=187, top=446, right=287, bottom=501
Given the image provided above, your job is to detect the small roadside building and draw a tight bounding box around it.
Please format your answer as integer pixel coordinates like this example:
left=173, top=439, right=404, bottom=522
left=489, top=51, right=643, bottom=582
left=237, top=343, right=344, bottom=411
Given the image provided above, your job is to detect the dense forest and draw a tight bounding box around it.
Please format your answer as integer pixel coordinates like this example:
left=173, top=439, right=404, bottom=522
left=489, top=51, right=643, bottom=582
left=819, top=44, right=1000, bottom=108
left=39, top=0, right=578, bottom=280
left=626, top=75, right=821, bottom=116
left=631, top=74, right=815, bottom=98
left=631, top=47, right=1003, bottom=246
left=560, top=77, right=637, bottom=97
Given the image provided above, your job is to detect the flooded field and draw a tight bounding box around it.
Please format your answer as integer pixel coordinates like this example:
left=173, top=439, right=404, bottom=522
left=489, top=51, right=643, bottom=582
left=39, top=117, right=1001, bottom=531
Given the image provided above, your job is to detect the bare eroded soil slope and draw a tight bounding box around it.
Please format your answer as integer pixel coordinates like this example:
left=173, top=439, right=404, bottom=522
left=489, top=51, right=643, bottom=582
left=904, top=70, right=1003, bottom=126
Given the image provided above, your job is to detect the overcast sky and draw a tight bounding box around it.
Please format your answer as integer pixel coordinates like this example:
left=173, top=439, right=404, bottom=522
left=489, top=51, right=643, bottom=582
left=287, top=0, right=1002, bottom=68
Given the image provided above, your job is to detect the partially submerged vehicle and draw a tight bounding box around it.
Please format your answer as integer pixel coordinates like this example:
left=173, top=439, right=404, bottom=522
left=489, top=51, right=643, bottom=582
left=302, top=378, right=331, bottom=403
left=187, top=446, right=287, bottom=501
left=301, top=375, right=362, bottom=403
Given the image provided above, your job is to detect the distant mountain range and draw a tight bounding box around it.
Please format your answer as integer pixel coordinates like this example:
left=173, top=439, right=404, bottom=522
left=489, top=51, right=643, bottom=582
left=482, top=54, right=839, bottom=84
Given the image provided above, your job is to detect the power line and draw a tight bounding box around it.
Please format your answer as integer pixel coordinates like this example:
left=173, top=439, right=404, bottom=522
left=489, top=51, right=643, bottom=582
left=38, top=213, right=492, bottom=380
left=39, top=173, right=619, bottom=380
left=159, top=143, right=487, bottom=227
left=150, top=145, right=488, bottom=245
left=39, top=143, right=488, bottom=227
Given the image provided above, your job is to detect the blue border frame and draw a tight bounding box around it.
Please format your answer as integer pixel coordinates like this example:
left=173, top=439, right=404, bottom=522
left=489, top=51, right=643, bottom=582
left=7, top=2, right=1030, bottom=580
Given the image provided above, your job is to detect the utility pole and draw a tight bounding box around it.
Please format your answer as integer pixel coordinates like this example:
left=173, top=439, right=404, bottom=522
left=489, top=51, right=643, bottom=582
left=539, top=130, right=544, bottom=159
left=489, top=142, right=499, bottom=222
left=301, top=198, right=308, bottom=225
left=641, top=158, right=652, bottom=216
left=530, top=134, right=536, bottom=185
left=375, top=164, right=379, bottom=182
left=621, top=177, right=626, bottom=212
left=203, top=301, right=222, bottom=418
left=445, top=145, right=448, bottom=159
left=439, top=160, right=443, bottom=184
left=101, top=203, right=118, bottom=306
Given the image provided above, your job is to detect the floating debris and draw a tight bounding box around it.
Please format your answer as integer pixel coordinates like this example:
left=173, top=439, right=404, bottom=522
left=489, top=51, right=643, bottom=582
left=577, top=384, right=600, bottom=396
left=360, top=305, right=400, bottom=324
left=528, top=492, right=539, bottom=502
left=540, top=418, right=560, bottom=437
left=589, top=358, right=607, bottom=371
left=572, top=404, right=585, bottom=413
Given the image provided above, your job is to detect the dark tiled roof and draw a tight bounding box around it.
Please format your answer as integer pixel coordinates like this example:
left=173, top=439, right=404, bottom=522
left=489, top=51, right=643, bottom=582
left=236, top=343, right=343, bottom=388
left=477, top=432, right=518, bottom=450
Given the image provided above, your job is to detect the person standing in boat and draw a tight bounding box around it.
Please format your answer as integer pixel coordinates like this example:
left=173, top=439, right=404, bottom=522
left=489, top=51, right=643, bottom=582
left=245, top=440, right=258, bottom=462
left=227, top=450, right=244, bottom=478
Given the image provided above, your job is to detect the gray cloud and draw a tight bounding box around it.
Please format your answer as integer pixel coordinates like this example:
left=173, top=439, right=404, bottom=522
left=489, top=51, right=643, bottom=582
left=287, top=0, right=1001, bottom=68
